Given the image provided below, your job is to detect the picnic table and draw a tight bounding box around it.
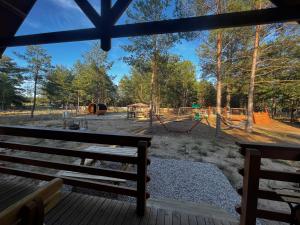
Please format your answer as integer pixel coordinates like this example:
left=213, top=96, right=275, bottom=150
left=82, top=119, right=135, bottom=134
left=59, top=145, right=137, bottom=183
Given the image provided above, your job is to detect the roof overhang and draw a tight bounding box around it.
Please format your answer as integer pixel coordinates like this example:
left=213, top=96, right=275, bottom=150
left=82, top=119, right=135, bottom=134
left=0, top=0, right=299, bottom=56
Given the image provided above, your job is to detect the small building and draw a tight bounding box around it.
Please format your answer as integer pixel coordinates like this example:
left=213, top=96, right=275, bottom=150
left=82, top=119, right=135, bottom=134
left=127, top=103, right=149, bottom=119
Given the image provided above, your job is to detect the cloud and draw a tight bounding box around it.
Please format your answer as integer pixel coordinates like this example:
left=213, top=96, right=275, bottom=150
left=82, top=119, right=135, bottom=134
left=24, top=19, right=41, bottom=29
left=50, top=0, right=80, bottom=11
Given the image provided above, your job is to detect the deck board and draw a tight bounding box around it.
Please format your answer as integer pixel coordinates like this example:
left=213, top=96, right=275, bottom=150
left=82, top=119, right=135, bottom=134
left=0, top=179, right=239, bottom=225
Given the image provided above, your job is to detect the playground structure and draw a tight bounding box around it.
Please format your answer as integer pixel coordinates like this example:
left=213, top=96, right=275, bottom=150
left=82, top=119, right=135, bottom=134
left=87, top=103, right=108, bottom=116
left=154, top=104, right=211, bottom=134
left=127, top=103, right=149, bottom=119
left=221, top=107, right=273, bottom=129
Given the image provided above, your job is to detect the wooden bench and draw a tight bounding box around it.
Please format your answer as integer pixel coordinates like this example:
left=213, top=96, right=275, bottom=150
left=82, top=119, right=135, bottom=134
left=0, top=178, right=63, bottom=225
left=236, top=142, right=300, bottom=225
left=0, top=125, right=152, bottom=216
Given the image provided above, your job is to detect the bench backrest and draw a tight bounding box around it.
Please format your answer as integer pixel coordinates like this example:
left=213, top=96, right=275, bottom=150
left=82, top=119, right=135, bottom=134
left=0, top=125, right=152, bottom=216
left=0, top=178, right=63, bottom=225
left=236, top=142, right=300, bottom=225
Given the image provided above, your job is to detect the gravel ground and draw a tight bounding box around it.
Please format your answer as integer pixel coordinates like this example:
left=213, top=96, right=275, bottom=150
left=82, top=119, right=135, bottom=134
left=148, top=157, right=240, bottom=218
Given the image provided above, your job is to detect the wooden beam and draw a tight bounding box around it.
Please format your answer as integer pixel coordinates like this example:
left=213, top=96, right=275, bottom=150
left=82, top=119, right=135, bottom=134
left=0, top=178, right=62, bottom=225
left=239, top=168, right=300, bottom=183
left=0, top=7, right=299, bottom=48
left=238, top=142, right=300, bottom=160
left=110, top=0, right=132, bottom=24
left=240, top=149, right=261, bottom=225
left=101, top=0, right=112, bottom=51
left=136, top=141, right=148, bottom=216
left=74, top=0, right=101, bottom=27
left=0, top=141, right=139, bottom=164
left=0, top=154, right=138, bottom=181
left=0, top=166, right=138, bottom=197
left=0, top=141, right=151, bottom=165
left=270, top=0, right=300, bottom=7
left=236, top=206, right=292, bottom=223
left=0, top=125, right=152, bottom=147
left=0, top=0, right=26, bottom=18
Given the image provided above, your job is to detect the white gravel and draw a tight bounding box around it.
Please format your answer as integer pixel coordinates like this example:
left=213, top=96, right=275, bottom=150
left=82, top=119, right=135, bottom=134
left=148, top=157, right=240, bottom=217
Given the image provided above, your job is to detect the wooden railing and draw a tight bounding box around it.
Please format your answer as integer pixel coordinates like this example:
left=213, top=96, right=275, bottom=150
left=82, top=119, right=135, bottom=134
left=236, top=142, right=300, bottom=225
left=0, top=125, right=152, bottom=216
left=0, top=178, right=63, bottom=225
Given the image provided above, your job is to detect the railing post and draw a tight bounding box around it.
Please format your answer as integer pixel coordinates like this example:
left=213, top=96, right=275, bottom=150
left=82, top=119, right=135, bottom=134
left=136, top=140, right=148, bottom=216
left=240, top=149, right=261, bottom=225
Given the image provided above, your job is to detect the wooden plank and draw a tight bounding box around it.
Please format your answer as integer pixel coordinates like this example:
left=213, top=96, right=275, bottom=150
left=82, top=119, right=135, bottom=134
left=256, top=208, right=292, bottom=223
left=105, top=200, right=125, bottom=225
left=240, top=149, right=261, bottom=225
left=74, top=0, right=101, bottom=27
left=181, top=213, right=189, bottom=225
left=62, top=194, right=94, bottom=225
left=0, top=186, right=34, bottom=212
left=59, top=171, right=126, bottom=182
left=238, top=142, right=300, bottom=160
left=172, top=211, right=181, bottom=225
left=147, top=206, right=158, bottom=225
left=136, top=140, right=148, bottom=216
left=102, top=200, right=123, bottom=225
left=89, top=198, right=113, bottom=225
left=0, top=178, right=62, bottom=225
left=95, top=199, right=118, bottom=225
left=110, top=0, right=133, bottom=24
left=238, top=188, right=300, bottom=204
left=84, top=146, right=137, bottom=156
left=239, top=168, right=300, bottom=183
left=1, top=7, right=300, bottom=49
left=196, top=215, right=206, bottom=225
left=0, top=166, right=138, bottom=197
left=157, top=208, right=165, bottom=225
left=0, top=154, right=138, bottom=180
left=56, top=194, right=87, bottom=225
left=78, top=197, right=106, bottom=225
left=0, top=141, right=138, bottom=164
left=139, top=207, right=151, bottom=225
left=0, top=125, right=152, bottom=147
left=122, top=204, right=141, bottom=225
left=112, top=202, right=130, bottom=225
left=46, top=193, right=80, bottom=225
left=188, top=215, right=198, bottom=225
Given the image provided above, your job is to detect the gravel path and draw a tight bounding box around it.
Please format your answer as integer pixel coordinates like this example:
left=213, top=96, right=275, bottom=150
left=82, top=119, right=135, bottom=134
left=148, top=157, right=240, bottom=217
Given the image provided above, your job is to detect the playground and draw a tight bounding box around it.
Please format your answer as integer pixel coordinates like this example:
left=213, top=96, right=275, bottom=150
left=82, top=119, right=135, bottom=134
left=0, top=107, right=299, bottom=189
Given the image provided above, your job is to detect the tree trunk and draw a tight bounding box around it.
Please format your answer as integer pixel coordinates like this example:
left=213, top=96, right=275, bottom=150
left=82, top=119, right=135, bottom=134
left=246, top=23, right=261, bottom=132
left=215, top=30, right=223, bottom=137
left=215, top=0, right=223, bottom=137
left=149, top=54, right=157, bottom=132
left=31, top=74, right=38, bottom=118
left=226, top=85, right=231, bottom=110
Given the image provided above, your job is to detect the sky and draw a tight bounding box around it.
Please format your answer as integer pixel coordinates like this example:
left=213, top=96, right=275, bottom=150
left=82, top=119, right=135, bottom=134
left=3, top=0, right=202, bottom=84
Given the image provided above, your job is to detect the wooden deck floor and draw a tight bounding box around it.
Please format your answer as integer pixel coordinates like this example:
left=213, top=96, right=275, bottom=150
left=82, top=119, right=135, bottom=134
left=0, top=178, right=239, bottom=225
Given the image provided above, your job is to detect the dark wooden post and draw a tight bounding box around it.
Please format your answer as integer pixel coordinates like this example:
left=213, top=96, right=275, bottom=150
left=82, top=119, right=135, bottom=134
left=136, top=140, right=148, bottom=216
left=240, top=149, right=261, bottom=225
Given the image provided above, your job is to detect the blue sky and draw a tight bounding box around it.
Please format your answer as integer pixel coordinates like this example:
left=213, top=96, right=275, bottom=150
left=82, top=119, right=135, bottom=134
left=4, top=0, right=202, bottom=84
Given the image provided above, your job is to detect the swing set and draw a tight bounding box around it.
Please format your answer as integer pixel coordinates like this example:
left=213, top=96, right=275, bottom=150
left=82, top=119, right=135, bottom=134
left=154, top=103, right=210, bottom=134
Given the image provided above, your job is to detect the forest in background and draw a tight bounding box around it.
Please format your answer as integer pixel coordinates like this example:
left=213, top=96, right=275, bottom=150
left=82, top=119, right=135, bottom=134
left=0, top=0, right=299, bottom=132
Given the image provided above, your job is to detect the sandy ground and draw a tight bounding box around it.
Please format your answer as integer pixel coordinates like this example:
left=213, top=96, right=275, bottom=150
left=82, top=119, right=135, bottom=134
left=0, top=112, right=299, bottom=224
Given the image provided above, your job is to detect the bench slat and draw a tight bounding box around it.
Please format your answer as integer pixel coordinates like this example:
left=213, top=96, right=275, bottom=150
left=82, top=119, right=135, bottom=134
left=0, top=166, right=139, bottom=197
left=0, top=154, right=138, bottom=181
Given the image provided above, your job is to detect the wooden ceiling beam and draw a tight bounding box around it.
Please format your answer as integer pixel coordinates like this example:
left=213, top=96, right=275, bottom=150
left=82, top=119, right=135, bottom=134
left=101, top=0, right=112, bottom=51
left=110, top=0, right=133, bottom=24
left=0, top=0, right=26, bottom=18
left=269, top=0, right=300, bottom=7
left=74, top=0, right=101, bottom=27
left=0, top=6, right=299, bottom=49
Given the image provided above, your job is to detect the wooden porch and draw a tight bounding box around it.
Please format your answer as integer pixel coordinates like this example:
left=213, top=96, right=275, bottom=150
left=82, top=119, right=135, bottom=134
left=0, top=178, right=238, bottom=225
